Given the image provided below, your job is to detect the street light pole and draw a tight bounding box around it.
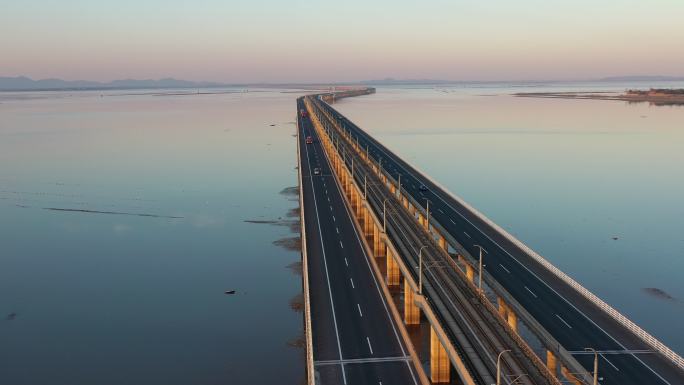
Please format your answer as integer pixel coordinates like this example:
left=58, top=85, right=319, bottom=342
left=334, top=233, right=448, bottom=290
left=496, top=350, right=511, bottom=385
left=585, top=348, right=598, bottom=385
left=397, top=174, right=402, bottom=197
left=364, top=175, right=367, bottom=200
left=418, top=246, right=428, bottom=295
left=474, top=245, right=484, bottom=294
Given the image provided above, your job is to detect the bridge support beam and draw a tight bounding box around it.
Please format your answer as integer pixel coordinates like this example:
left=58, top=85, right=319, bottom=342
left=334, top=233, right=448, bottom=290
left=507, top=310, right=518, bottom=333
left=404, top=280, right=420, bottom=325
left=386, top=248, right=400, bottom=286
left=430, top=325, right=451, bottom=383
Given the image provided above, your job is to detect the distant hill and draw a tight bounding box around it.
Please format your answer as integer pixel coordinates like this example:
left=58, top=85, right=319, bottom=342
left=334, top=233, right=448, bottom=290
left=0, top=76, right=229, bottom=91
left=600, top=75, right=684, bottom=82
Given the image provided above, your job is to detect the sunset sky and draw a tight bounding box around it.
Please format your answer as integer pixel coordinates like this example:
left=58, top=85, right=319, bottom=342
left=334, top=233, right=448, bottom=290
left=2, top=0, right=683, bottom=83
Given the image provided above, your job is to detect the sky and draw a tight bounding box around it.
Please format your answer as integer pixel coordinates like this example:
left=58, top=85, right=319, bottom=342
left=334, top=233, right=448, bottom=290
left=1, top=0, right=683, bottom=83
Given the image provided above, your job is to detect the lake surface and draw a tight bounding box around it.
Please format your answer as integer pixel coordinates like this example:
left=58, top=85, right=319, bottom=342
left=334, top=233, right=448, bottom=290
left=0, top=89, right=306, bottom=384
left=333, top=82, right=684, bottom=355
left=1, top=82, right=682, bottom=385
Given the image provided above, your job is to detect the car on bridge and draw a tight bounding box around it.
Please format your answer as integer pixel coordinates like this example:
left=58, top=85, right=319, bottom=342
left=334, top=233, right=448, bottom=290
left=306, top=136, right=313, bottom=144
left=419, top=184, right=429, bottom=192
left=313, top=167, right=320, bottom=175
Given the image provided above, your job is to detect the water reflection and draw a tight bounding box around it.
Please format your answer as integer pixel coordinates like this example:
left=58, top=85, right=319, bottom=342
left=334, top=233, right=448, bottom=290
left=0, top=89, right=306, bottom=384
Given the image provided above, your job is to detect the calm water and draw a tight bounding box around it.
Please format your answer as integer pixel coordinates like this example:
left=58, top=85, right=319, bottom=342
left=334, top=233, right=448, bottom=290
left=0, top=89, right=306, bottom=384
left=333, top=82, right=684, bottom=355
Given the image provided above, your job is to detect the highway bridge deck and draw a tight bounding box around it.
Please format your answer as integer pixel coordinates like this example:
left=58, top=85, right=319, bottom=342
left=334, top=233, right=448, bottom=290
left=317, top=98, right=684, bottom=385
left=298, top=98, right=419, bottom=385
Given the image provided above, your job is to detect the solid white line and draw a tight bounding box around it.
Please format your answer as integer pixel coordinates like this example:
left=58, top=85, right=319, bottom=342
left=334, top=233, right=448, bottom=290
left=601, top=354, right=620, bottom=371
left=301, top=127, right=347, bottom=384
left=344, top=257, right=349, bottom=266
left=449, top=218, right=456, bottom=224
left=499, top=264, right=510, bottom=274
left=525, top=286, right=538, bottom=298
left=555, top=314, right=573, bottom=329
left=357, top=303, right=363, bottom=317
left=350, top=278, right=355, bottom=288
left=366, top=337, right=374, bottom=355
left=463, top=231, right=471, bottom=238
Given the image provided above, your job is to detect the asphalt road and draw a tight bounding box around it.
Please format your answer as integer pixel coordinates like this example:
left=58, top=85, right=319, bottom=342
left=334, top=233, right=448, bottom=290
left=297, top=98, right=419, bottom=385
left=319, top=101, right=684, bottom=385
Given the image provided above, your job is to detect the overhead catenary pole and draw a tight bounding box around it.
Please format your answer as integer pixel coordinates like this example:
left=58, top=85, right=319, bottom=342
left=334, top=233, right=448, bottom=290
left=418, top=245, right=428, bottom=295
left=474, top=245, right=485, bottom=294
left=585, top=348, right=598, bottom=385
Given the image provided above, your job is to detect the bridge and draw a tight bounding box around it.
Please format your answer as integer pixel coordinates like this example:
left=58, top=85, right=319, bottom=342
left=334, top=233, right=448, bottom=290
left=296, top=88, right=684, bottom=385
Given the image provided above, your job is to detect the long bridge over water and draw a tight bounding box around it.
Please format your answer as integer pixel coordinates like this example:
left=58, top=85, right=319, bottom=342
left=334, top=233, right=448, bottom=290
left=296, top=88, right=684, bottom=385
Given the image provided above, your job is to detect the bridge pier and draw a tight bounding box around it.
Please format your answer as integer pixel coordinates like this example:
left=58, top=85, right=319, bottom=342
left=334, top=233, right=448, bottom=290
left=561, top=365, right=581, bottom=385
left=386, top=248, right=400, bottom=286
left=546, top=350, right=558, bottom=377
left=404, top=280, right=420, bottom=325
left=438, top=234, right=447, bottom=251
left=430, top=325, right=451, bottom=383
left=465, top=263, right=475, bottom=282
left=496, top=297, right=519, bottom=333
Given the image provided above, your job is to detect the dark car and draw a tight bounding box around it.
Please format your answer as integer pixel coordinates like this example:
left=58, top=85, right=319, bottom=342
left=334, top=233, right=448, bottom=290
left=419, top=184, right=428, bottom=192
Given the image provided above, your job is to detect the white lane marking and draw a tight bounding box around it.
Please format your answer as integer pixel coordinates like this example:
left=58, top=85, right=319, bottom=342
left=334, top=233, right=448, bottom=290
left=525, top=286, right=538, bottom=298
left=555, top=314, right=573, bottom=329
left=499, top=264, right=510, bottom=274
left=330, top=205, right=333, bottom=211
left=366, top=337, right=374, bottom=355
left=463, top=231, right=471, bottom=238
left=336, top=227, right=339, bottom=234
left=340, top=241, right=344, bottom=249
left=449, top=218, right=456, bottom=224
left=357, top=303, right=363, bottom=317
left=359, top=137, right=673, bottom=384
left=350, top=278, right=355, bottom=288
left=332, top=215, right=336, bottom=222
left=321, top=128, right=418, bottom=385
left=437, top=208, right=444, bottom=214
left=328, top=197, right=330, bottom=202
left=344, top=257, right=348, bottom=267
left=601, top=354, right=620, bottom=371
left=301, top=129, right=347, bottom=384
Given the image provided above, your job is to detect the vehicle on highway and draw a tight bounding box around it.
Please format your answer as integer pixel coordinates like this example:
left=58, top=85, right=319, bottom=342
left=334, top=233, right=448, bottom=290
left=305, top=136, right=313, bottom=144
left=300, top=109, right=308, bottom=118
left=313, top=168, right=320, bottom=175
left=419, top=184, right=429, bottom=192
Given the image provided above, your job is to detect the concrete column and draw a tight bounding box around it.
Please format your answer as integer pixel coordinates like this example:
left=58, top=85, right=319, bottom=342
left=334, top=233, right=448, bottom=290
left=560, top=366, right=581, bottom=385
left=430, top=326, right=451, bottom=383
left=438, top=235, right=447, bottom=251
left=386, top=249, right=400, bottom=286
left=403, top=280, right=420, bottom=325
left=507, top=310, right=518, bottom=333
left=465, top=264, right=475, bottom=282
left=497, top=297, right=507, bottom=318
left=546, top=350, right=557, bottom=377
left=373, top=225, right=380, bottom=257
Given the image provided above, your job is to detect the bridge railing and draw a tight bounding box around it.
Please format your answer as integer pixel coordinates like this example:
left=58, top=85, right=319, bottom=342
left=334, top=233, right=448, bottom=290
left=321, top=95, right=684, bottom=370
left=297, top=99, right=316, bottom=385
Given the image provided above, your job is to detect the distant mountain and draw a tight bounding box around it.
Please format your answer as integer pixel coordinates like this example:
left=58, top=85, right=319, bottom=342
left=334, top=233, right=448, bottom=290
left=360, top=78, right=453, bottom=85
left=0, top=76, right=229, bottom=91
left=600, top=75, right=684, bottom=82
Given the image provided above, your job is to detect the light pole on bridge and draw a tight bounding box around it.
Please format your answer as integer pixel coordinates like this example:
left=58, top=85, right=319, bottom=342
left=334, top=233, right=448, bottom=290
left=585, top=347, right=599, bottom=385
left=473, top=245, right=485, bottom=295
left=418, top=245, right=428, bottom=295
left=496, top=349, right=511, bottom=385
